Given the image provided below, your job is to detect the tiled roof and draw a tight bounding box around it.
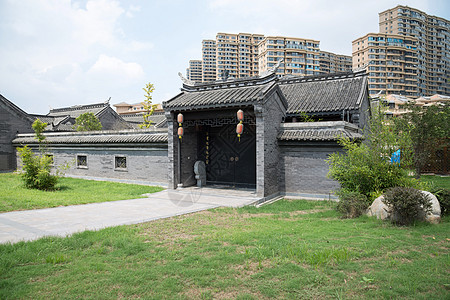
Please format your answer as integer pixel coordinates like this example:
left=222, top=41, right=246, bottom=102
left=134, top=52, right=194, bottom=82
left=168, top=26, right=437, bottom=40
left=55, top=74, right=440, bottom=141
left=121, top=112, right=167, bottom=128
left=163, top=76, right=278, bottom=111
left=30, top=115, right=55, bottom=124
left=278, top=121, right=362, bottom=142
left=0, top=93, right=34, bottom=122
left=279, top=72, right=367, bottom=115
left=47, top=102, right=110, bottom=118
left=13, top=130, right=168, bottom=145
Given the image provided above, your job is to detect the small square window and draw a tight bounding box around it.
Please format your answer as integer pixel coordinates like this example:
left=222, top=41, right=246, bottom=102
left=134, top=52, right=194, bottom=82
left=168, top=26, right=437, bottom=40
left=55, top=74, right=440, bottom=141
left=46, top=154, right=54, bottom=166
left=115, top=156, right=127, bottom=170
left=77, top=155, right=87, bottom=168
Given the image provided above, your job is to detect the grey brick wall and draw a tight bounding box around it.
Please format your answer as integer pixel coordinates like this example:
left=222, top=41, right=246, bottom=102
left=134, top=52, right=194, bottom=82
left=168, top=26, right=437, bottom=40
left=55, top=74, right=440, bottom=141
left=0, top=101, right=33, bottom=171
left=279, top=145, right=343, bottom=196
left=17, top=146, right=168, bottom=186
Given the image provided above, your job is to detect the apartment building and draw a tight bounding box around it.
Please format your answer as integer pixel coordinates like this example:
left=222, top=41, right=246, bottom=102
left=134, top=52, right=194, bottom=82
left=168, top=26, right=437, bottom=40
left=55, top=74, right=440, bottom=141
left=379, top=5, right=450, bottom=95
left=257, top=36, right=322, bottom=76
left=215, top=32, right=264, bottom=80
left=186, top=60, right=202, bottom=83
left=352, top=33, right=418, bottom=97
left=202, top=40, right=216, bottom=82
left=189, top=32, right=350, bottom=83
left=319, top=51, right=352, bottom=74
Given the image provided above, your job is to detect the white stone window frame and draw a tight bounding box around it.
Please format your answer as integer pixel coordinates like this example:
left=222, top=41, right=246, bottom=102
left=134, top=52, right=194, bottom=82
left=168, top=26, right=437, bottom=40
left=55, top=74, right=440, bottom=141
left=114, top=155, right=128, bottom=172
left=76, top=154, right=88, bottom=169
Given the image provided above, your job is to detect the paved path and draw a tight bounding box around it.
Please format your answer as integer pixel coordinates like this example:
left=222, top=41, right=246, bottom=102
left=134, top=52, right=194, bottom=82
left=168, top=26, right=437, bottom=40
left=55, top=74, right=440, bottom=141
left=0, top=188, right=261, bottom=244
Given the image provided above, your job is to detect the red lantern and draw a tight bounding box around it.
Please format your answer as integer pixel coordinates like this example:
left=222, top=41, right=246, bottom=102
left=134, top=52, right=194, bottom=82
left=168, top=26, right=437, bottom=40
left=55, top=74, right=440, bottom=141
left=237, top=109, right=244, bottom=122
left=177, top=113, right=184, bottom=126
left=178, top=127, right=184, bottom=139
left=236, top=123, right=244, bottom=141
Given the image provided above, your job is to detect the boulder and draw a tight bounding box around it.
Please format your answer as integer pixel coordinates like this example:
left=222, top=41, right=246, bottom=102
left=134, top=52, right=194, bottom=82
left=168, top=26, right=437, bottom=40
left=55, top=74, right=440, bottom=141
left=366, top=191, right=441, bottom=224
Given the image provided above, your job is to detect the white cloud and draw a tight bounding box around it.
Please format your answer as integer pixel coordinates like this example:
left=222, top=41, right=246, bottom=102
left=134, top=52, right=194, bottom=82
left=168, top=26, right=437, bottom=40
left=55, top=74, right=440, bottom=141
left=126, top=4, right=141, bottom=18
left=0, top=0, right=154, bottom=114
left=87, top=54, right=145, bottom=82
left=71, top=0, right=125, bottom=47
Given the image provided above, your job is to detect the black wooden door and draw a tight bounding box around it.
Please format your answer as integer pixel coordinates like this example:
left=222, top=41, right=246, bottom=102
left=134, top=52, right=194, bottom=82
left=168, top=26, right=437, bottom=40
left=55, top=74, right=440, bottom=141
left=198, top=123, right=256, bottom=187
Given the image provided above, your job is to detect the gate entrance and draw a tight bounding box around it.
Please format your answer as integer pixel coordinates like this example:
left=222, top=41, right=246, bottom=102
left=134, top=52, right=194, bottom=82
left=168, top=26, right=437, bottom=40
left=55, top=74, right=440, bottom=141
left=197, top=123, right=256, bottom=188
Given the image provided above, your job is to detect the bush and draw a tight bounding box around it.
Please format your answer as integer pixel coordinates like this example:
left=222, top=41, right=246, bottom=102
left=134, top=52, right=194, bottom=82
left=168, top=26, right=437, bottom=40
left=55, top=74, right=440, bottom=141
left=382, top=187, right=432, bottom=225
left=17, top=146, right=58, bottom=190
left=336, top=190, right=369, bottom=218
left=327, top=138, right=419, bottom=201
left=430, top=188, right=450, bottom=217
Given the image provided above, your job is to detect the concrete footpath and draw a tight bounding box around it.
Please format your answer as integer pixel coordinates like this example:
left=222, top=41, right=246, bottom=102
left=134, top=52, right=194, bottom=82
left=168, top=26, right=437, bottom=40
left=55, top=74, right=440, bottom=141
left=0, top=187, right=261, bottom=244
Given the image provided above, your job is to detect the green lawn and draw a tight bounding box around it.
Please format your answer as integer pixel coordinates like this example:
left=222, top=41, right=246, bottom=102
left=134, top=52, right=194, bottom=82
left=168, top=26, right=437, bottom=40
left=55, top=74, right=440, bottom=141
left=420, top=174, right=450, bottom=190
left=0, top=173, right=164, bottom=213
left=1, top=199, right=448, bottom=299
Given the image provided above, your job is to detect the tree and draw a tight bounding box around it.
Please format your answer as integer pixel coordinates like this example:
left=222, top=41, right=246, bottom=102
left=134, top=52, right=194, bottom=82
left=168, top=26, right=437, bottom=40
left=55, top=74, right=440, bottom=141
left=17, top=119, right=58, bottom=190
left=73, top=112, right=102, bottom=131
left=399, top=102, right=450, bottom=178
left=139, top=82, right=157, bottom=129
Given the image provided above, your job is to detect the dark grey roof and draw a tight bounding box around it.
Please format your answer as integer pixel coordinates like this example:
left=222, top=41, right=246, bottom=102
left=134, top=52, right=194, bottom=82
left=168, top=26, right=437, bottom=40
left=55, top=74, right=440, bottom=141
left=30, top=115, right=55, bottom=124
left=279, top=72, right=367, bottom=115
left=13, top=130, right=168, bottom=145
left=122, top=112, right=165, bottom=124
left=0, top=93, right=34, bottom=122
left=278, top=121, right=362, bottom=142
left=47, top=101, right=110, bottom=118
left=163, top=75, right=278, bottom=111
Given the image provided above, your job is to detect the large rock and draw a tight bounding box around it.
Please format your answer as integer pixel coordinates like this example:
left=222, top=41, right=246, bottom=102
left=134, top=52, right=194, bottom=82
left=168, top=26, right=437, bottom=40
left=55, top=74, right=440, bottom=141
left=366, top=191, right=441, bottom=224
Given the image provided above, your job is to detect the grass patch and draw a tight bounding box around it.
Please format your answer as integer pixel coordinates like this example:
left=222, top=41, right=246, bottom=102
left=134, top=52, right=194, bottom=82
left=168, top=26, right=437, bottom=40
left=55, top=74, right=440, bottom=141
left=0, top=173, right=164, bottom=212
left=420, top=175, right=450, bottom=190
left=1, top=199, right=448, bottom=299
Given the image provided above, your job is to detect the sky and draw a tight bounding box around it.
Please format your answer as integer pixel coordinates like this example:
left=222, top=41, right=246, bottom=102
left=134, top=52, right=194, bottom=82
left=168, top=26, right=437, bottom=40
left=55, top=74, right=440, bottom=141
left=1, top=0, right=449, bottom=115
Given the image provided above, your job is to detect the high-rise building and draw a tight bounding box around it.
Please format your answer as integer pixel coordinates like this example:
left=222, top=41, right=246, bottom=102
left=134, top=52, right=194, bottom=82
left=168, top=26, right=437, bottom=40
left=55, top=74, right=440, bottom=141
left=215, top=32, right=264, bottom=80
left=257, top=36, right=322, bottom=76
left=379, top=5, right=449, bottom=95
left=319, top=51, right=352, bottom=74
left=202, top=40, right=216, bottom=82
left=352, top=33, right=418, bottom=97
left=186, top=60, right=202, bottom=83
left=189, top=32, right=351, bottom=83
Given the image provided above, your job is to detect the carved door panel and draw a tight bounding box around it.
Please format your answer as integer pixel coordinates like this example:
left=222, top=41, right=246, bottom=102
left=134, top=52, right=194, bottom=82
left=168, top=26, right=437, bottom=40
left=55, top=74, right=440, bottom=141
left=198, top=123, right=256, bottom=187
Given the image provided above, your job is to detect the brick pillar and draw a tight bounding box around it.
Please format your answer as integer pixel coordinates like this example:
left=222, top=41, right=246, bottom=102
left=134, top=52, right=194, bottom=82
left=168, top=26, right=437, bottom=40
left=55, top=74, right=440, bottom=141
left=166, top=111, right=178, bottom=189
left=255, top=104, right=265, bottom=197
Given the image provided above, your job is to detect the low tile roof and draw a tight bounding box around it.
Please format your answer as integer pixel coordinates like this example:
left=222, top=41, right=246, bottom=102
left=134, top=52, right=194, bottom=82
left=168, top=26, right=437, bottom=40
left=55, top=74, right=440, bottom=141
left=13, top=130, right=168, bottom=145
left=278, top=121, right=362, bottom=142
left=163, top=75, right=279, bottom=111
left=122, top=112, right=165, bottom=123
left=47, top=101, right=110, bottom=118
left=279, top=72, right=367, bottom=115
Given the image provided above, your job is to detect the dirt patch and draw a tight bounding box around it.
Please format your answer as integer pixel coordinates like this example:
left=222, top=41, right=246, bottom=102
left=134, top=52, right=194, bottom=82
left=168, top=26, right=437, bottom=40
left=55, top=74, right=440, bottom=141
left=183, top=286, right=262, bottom=300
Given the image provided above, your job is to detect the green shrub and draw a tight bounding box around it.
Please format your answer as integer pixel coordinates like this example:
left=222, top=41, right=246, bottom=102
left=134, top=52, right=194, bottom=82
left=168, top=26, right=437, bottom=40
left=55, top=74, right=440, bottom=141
left=382, top=187, right=432, bottom=225
left=17, top=119, right=62, bottom=191
left=336, top=190, right=369, bottom=218
left=430, top=188, right=449, bottom=217
left=328, top=138, right=418, bottom=201
left=17, top=146, right=58, bottom=190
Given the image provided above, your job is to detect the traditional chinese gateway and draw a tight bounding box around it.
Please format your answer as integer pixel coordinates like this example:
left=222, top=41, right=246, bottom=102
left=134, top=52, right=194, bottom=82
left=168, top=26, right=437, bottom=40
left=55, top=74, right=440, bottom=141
left=5, top=69, right=370, bottom=200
